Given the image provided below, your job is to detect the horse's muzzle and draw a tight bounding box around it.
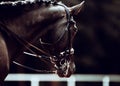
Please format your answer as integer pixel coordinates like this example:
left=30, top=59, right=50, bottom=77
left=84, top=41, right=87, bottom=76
left=56, top=62, right=75, bottom=77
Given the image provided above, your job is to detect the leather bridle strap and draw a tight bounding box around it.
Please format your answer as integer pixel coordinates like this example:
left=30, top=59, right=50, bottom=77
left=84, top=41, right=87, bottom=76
left=57, top=3, right=72, bottom=56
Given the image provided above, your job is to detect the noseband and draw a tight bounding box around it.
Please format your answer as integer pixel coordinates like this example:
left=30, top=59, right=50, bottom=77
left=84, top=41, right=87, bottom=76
left=0, top=2, right=75, bottom=73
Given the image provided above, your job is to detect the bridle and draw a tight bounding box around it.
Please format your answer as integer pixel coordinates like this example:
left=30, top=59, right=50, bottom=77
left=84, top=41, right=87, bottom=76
left=0, top=2, right=75, bottom=73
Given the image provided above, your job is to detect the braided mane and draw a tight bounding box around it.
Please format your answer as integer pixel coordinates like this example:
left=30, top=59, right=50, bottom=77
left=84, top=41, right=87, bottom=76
left=0, top=0, right=58, bottom=19
left=0, top=0, right=57, bottom=6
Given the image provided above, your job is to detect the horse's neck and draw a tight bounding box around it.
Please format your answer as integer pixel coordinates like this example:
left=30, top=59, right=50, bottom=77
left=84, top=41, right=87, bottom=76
left=2, top=4, right=67, bottom=46
left=4, top=7, right=51, bottom=40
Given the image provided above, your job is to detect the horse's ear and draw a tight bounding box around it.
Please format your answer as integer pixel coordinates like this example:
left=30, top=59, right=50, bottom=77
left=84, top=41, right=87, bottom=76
left=69, top=1, right=85, bottom=15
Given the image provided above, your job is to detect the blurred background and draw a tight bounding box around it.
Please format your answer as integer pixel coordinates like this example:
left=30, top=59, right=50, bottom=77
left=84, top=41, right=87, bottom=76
left=5, top=0, right=120, bottom=86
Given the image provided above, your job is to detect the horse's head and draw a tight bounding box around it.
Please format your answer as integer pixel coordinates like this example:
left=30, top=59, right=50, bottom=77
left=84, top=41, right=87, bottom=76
left=0, top=0, right=84, bottom=77
left=38, top=1, right=85, bottom=77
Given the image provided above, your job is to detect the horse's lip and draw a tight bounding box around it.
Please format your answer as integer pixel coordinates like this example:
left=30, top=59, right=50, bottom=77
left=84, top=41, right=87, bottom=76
left=57, top=70, right=72, bottom=78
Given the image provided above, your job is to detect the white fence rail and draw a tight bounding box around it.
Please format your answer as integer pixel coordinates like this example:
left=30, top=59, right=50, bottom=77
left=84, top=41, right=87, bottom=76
left=5, top=74, right=120, bottom=86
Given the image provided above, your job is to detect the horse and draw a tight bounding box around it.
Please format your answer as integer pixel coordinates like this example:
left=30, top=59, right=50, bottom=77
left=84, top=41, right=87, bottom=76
left=0, top=0, right=84, bottom=85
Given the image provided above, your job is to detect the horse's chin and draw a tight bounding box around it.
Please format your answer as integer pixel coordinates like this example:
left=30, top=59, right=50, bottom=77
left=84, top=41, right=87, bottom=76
left=56, top=64, right=75, bottom=77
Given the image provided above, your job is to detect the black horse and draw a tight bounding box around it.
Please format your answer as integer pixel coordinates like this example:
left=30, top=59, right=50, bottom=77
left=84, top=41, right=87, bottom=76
left=0, top=0, right=84, bottom=85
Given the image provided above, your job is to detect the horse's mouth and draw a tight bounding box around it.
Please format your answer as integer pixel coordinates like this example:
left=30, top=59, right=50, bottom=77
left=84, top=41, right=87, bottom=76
left=56, top=62, right=75, bottom=77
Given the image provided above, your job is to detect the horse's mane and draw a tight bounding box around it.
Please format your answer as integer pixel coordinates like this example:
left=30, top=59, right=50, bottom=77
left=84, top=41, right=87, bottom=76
left=0, top=0, right=57, bottom=6
left=0, top=0, right=58, bottom=19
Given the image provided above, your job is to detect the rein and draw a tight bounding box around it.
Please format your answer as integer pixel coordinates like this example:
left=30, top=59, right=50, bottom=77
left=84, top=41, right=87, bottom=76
left=0, top=1, right=74, bottom=73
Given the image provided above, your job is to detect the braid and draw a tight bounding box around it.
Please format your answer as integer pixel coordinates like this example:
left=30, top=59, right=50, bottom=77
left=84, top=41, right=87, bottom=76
left=0, top=0, right=59, bottom=19
left=0, top=0, right=58, bottom=6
